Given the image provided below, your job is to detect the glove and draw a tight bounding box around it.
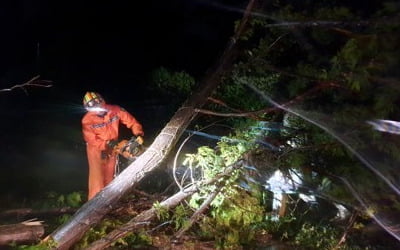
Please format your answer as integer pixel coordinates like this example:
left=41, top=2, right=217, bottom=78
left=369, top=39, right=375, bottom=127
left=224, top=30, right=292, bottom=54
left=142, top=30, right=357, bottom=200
left=135, top=135, right=144, bottom=145
left=107, top=139, right=118, bottom=149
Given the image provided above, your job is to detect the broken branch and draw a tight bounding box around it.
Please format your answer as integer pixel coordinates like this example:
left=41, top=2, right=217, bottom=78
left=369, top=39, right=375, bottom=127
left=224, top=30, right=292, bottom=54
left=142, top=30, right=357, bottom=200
left=0, top=75, right=52, bottom=94
left=196, top=82, right=342, bottom=118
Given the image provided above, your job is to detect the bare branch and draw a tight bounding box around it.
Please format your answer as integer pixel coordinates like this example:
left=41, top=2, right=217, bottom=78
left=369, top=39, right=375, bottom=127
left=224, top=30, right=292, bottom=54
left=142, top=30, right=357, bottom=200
left=334, top=211, right=358, bottom=249
left=173, top=184, right=222, bottom=240
left=0, top=75, right=53, bottom=94
left=208, top=1, right=399, bottom=30
left=196, top=82, right=342, bottom=118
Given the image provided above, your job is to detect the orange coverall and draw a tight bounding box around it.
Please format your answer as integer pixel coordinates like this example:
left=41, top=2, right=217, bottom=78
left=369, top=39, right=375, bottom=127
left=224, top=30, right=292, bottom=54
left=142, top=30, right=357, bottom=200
left=82, top=104, right=143, bottom=200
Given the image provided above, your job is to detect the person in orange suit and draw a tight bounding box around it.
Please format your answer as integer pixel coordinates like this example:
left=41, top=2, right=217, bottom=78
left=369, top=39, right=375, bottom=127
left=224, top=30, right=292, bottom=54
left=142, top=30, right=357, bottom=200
left=82, top=91, right=144, bottom=200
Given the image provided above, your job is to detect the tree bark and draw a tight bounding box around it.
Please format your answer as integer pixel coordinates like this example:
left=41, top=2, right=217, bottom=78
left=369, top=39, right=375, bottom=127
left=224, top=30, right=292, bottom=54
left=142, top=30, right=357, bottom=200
left=0, top=207, right=77, bottom=220
left=87, top=160, right=245, bottom=250
left=278, top=193, right=289, bottom=217
left=47, top=1, right=256, bottom=249
left=87, top=185, right=196, bottom=250
left=0, top=222, right=44, bottom=246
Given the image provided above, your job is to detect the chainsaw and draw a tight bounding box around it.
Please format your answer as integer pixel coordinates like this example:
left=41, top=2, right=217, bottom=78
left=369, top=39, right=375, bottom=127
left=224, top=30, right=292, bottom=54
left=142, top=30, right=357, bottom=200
left=112, top=136, right=145, bottom=162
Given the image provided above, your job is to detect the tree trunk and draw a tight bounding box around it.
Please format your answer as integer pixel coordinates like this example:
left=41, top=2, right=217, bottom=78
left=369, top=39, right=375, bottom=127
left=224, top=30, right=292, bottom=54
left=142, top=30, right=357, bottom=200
left=278, top=193, right=289, bottom=217
left=87, top=185, right=196, bottom=250
left=0, top=223, right=44, bottom=246
left=47, top=1, right=256, bottom=249
left=0, top=207, right=77, bottom=221
left=87, top=160, right=245, bottom=250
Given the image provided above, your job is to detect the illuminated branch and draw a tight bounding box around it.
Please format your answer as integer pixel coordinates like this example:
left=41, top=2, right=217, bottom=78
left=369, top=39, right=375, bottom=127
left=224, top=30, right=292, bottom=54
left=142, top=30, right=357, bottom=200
left=195, top=107, right=265, bottom=118
left=0, top=75, right=53, bottom=94
left=196, top=82, right=342, bottom=118
left=207, top=97, right=242, bottom=112
left=261, top=20, right=370, bottom=28
left=262, top=63, right=316, bottom=80
left=208, top=1, right=400, bottom=29
left=205, top=97, right=263, bottom=118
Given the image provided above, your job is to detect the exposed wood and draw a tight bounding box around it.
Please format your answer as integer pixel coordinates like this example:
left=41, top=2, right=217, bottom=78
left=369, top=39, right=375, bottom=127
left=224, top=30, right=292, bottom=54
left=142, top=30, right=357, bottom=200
left=87, top=186, right=196, bottom=250
left=87, top=160, right=245, bottom=250
left=278, top=194, right=289, bottom=217
left=0, top=220, right=44, bottom=246
left=46, top=2, right=256, bottom=249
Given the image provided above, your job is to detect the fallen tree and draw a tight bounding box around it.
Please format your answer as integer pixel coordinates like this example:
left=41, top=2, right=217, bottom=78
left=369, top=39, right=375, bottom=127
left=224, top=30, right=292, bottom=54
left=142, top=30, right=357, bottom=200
left=46, top=1, right=256, bottom=249
left=0, top=207, right=77, bottom=221
left=86, top=160, right=245, bottom=250
left=0, top=219, right=44, bottom=246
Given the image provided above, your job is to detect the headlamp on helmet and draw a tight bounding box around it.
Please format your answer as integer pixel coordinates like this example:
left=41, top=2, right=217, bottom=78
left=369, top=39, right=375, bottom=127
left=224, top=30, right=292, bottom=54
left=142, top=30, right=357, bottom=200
left=83, top=92, right=106, bottom=112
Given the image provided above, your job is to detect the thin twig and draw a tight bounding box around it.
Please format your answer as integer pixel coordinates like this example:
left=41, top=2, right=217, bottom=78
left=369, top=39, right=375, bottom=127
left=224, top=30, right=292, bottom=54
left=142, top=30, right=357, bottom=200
left=173, top=185, right=222, bottom=240
left=334, top=211, right=358, bottom=249
left=196, top=82, right=342, bottom=118
left=0, top=75, right=52, bottom=94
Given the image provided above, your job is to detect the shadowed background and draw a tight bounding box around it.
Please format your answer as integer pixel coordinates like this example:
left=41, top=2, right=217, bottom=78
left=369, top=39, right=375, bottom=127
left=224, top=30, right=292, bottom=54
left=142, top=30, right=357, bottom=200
left=0, top=0, right=243, bottom=205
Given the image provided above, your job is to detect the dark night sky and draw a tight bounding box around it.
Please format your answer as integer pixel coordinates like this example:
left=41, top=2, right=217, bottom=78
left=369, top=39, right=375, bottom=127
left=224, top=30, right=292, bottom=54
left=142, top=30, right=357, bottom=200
left=0, top=0, right=244, bottom=203
left=0, top=0, right=242, bottom=91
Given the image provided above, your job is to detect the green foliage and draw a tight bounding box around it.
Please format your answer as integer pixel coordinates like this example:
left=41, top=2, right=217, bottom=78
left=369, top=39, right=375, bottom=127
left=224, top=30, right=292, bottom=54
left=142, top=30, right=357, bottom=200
left=76, top=218, right=151, bottom=249
left=149, top=67, right=195, bottom=98
left=56, top=192, right=83, bottom=208
left=258, top=216, right=372, bottom=249
left=184, top=146, right=225, bottom=180
left=203, top=1, right=400, bottom=248
left=77, top=219, right=123, bottom=248
left=294, top=223, right=340, bottom=249
left=377, top=1, right=400, bottom=15
left=180, top=127, right=266, bottom=247
left=171, top=204, right=190, bottom=230
left=330, top=38, right=376, bottom=92
left=39, top=191, right=84, bottom=209
left=198, top=186, right=265, bottom=247
left=153, top=202, right=190, bottom=231
left=14, top=238, right=58, bottom=250
left=153, top=201, right=170, bottom=221
left=210, top=187, right=264, bottom=228
left=56, top=214, right=72, bottom=225
left=259, top=216, right=298, bottom=240
left=214, top=71, right=280, bottom=113
left=286, top=151, right=307, bottom=167
left=112, top=231, right=152, bottom=249
left=315, top=7, right=353, bottom=20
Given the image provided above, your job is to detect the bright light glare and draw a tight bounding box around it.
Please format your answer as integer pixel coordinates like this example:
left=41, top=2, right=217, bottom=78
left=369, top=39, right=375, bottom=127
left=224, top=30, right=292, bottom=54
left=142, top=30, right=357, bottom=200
left=266, top=169, right=301, bottom=194
left=86, top=107, right=108, bottom=112
left=266, top=169, right=304, bottom=211
left=367, top=119, right=400, bottom=135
